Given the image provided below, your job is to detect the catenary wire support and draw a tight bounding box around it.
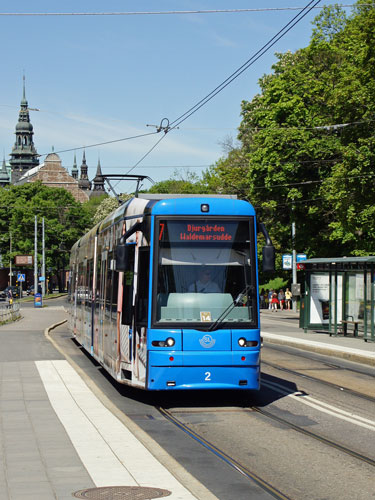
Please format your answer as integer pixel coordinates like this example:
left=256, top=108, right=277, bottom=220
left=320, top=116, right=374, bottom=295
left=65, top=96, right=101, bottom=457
left=146, top=118, right=172, bottom=133
left=102, top=174, right=155, bottom=201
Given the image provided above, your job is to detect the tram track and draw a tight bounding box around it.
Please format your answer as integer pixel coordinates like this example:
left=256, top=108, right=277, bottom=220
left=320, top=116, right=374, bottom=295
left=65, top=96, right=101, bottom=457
left=262, top=359, right=375, bottom=403
left=158, top=400, right=375, bottom=499
left=157, top=406, right=292, bottom=500
left=250, top=406, right=375, bottom=468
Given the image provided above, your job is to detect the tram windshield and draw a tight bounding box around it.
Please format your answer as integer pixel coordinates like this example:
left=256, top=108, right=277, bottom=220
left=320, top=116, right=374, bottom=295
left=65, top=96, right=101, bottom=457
left=154, top=218, right=257, bottom=327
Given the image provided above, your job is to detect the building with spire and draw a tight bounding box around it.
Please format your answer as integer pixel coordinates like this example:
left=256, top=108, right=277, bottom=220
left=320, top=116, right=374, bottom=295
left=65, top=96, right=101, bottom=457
left=9, top=77, right=39, bottom=183
left=2, top=79, right=107, bottom=203
left=71, top=153, right=78, bottom=179
left=90, top=158, right=106, bottom=198
left=78, top=151, right=92, bottom=191
left=0, top=158, right=10, bottom=187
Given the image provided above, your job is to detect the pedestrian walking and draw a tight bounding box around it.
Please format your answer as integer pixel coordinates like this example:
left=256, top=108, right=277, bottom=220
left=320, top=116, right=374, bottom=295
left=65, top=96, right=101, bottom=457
left=278, top=289, right=285, bottom=311
left=271, top=291, right=279, bottom=311
left=268, top=289, right=274, bottom=310
left=7, top=287, right=13, bottom=307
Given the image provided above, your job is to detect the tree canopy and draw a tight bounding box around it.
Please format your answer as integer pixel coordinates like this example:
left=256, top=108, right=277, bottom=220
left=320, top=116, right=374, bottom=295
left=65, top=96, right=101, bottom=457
left=0, top=182, right=91, bottom=280
left=206, top=3, right=375, bottom=263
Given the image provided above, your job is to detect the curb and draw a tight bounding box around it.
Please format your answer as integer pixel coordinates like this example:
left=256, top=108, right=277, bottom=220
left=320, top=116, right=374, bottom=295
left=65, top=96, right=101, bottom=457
left=262, top=332, right=375, bottom=367
left=43, top=318, right=217, bottom=500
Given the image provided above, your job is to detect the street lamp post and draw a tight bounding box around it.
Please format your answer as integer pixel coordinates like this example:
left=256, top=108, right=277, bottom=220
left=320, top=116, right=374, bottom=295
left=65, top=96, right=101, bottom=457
left=292, top=220, right=297, bottom=313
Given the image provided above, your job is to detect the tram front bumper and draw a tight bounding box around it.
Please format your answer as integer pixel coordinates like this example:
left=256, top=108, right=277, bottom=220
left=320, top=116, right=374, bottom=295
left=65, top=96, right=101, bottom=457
left=147, top=351, right=260, bottom=390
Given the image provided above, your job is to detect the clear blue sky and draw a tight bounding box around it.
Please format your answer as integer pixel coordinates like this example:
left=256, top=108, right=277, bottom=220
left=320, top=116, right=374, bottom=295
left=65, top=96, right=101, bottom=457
left=0, top=1, right=354, bottom=194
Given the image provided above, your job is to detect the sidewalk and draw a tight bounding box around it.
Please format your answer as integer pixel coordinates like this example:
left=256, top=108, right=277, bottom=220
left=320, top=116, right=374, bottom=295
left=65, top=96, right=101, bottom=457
left=0, top=303, right=211, bottom=500
left=260, top=308, right=375, bottom=367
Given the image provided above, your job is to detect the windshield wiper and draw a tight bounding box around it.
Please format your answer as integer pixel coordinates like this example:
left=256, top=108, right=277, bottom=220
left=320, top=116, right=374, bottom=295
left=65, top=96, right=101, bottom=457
left=208, top=285, right=250, bottom=332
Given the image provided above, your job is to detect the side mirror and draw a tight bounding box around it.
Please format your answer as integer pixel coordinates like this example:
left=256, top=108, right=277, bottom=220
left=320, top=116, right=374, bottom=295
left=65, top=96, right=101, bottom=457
left=262, top=245, right=275, bottom=272
left=115, top=221, right=143, bottom=272
left=257, top=222, right=275, bottom=272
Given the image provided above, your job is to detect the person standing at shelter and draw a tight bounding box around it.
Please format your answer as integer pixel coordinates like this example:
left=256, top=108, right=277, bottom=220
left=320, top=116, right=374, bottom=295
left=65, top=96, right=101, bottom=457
left=285, top=288, right=292, bottom=310
left=188, top=268, right=220, bottom=293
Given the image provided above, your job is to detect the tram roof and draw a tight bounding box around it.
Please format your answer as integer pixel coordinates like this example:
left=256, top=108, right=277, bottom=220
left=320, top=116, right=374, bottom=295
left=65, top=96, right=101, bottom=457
left=138, top=194, right=237, bottom=200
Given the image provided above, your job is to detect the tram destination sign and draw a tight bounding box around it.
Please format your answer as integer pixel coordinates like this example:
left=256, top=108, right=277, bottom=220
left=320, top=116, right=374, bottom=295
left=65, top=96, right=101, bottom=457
left=159, top=220, right=242, bottom=243
left=15, top=255, right=33, bottom=266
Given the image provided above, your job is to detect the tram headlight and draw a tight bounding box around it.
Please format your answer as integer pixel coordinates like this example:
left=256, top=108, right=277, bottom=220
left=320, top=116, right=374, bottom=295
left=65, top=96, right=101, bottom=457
left=152, top=337, right=176, bottom=347
left=238, top=338, right=259, bottom=347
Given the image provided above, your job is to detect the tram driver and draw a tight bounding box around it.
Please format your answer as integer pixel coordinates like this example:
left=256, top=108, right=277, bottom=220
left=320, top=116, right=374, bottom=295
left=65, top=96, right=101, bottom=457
left=188, top=267, right=220, bottom=293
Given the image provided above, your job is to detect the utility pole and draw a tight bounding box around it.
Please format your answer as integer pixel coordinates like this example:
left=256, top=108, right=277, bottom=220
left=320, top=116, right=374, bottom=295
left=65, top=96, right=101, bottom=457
left=34, top=216, right=38, bottom=295
left=42, top=218, right=45, bottom=296
left=9, top=232, right=12, bottom=287
left=292, top=221, right=297, bottom=313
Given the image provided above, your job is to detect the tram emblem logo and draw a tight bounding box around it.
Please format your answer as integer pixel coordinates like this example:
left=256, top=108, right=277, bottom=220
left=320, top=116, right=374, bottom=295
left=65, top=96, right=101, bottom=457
left=199, top=334, right=216, bottom=349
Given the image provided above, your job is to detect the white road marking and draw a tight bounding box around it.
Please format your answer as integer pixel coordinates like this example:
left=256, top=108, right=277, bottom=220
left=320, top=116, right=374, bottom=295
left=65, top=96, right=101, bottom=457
left=36, top=360, right=197, bottom=499
left=263, top=380, right=375, bottom=431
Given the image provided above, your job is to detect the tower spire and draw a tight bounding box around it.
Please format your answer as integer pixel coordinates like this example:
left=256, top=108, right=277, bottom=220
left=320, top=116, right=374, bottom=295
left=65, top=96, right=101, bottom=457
left=89, top=156, right=106, bottom=197
left=78, top=150, right=91, bottom=191
left=71, top=152, right=78, bottom=179
left=9, top=77, right=39, bottom=183
left=0, top=155, right=10, bottom=187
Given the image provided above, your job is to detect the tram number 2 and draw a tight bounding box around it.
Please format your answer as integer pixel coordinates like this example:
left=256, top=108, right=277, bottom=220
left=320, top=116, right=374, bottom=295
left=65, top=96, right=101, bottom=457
left=204, top=371, right=211, bottom=381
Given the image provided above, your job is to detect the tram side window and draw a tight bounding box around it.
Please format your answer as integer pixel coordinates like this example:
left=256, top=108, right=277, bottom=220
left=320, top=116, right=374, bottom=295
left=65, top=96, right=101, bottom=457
left=122, top=245, right=135, bottom=326
left=112, top=269, right=119, bottom=314
left=87, top=259, right=94, bottom=304
left=77, top=263, right=84, bottom=305
left=136, top=248, right=150, bottom=326
left=95, top=258, right=101, bottom=310
left=105, top=254, right=113, bottom=316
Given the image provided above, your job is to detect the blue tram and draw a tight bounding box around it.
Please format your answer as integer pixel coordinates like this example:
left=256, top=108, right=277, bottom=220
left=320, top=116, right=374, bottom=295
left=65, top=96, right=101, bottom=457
left=68, top=194, right=274, bottom=390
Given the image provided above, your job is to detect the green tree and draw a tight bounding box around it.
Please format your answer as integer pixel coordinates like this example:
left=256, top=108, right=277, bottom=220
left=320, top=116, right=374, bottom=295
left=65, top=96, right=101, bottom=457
left=206, top=2, right=375, bottom=264
left=0, top=182, right=91, bottom=290
left=91, top=194, right=131, bottom=225
left=148, top=169, right=208, bottom=194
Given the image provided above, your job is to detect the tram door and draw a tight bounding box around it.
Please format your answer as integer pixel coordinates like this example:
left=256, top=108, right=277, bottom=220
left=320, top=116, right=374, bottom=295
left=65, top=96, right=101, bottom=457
left=120, top=244, right=135, bottom=368
left=97, top=251, right=107, bottom=363
left=133, top=247, right=150, bottom=386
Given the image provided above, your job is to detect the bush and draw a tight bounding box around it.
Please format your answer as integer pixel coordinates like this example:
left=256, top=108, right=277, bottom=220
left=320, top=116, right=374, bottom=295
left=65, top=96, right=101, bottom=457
left=259, top=277, right=289, bottom=292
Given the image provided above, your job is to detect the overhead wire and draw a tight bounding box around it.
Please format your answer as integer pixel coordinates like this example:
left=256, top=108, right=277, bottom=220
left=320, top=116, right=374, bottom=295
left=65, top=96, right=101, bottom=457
left=0, top=5, right=367, bottom=16
left=37, top=131, right=159, bottom=158
left=167, top=0, right=321, bottom=131
left=114, top=0, right=321, bottom=190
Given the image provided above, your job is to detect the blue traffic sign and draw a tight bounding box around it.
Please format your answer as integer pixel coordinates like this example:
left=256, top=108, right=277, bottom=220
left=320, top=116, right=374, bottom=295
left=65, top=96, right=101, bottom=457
left=17, top=273, right=25, bottom=282
left=296, top=253, right=307, bottom=263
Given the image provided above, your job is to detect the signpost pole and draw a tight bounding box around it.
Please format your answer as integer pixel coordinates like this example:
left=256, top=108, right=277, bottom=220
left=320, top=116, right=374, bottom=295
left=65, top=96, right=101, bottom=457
left=42, top=217, right=45, bottom=297
left=292, top=222, right=297, bottom=313
left=9, top=233, right=12, bottom=287
left=34, top=216, right=38, bottom=298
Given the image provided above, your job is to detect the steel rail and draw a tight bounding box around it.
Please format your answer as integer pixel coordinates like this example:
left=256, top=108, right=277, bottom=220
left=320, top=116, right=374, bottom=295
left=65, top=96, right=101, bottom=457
left=251, top=407, right=375, bottom=467
left=157, top=406, right=291, bottom=500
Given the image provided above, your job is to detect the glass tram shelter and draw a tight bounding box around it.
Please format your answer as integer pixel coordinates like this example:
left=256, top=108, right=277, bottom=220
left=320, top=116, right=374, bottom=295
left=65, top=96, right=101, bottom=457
left=299, top=257, right=375, bottom=342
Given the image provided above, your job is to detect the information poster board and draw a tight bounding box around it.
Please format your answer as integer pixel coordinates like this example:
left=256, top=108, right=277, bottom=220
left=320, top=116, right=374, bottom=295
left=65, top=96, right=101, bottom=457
left=34, top=293, right=42, bottom=308
left=310, top=273, right=330, bottom=324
